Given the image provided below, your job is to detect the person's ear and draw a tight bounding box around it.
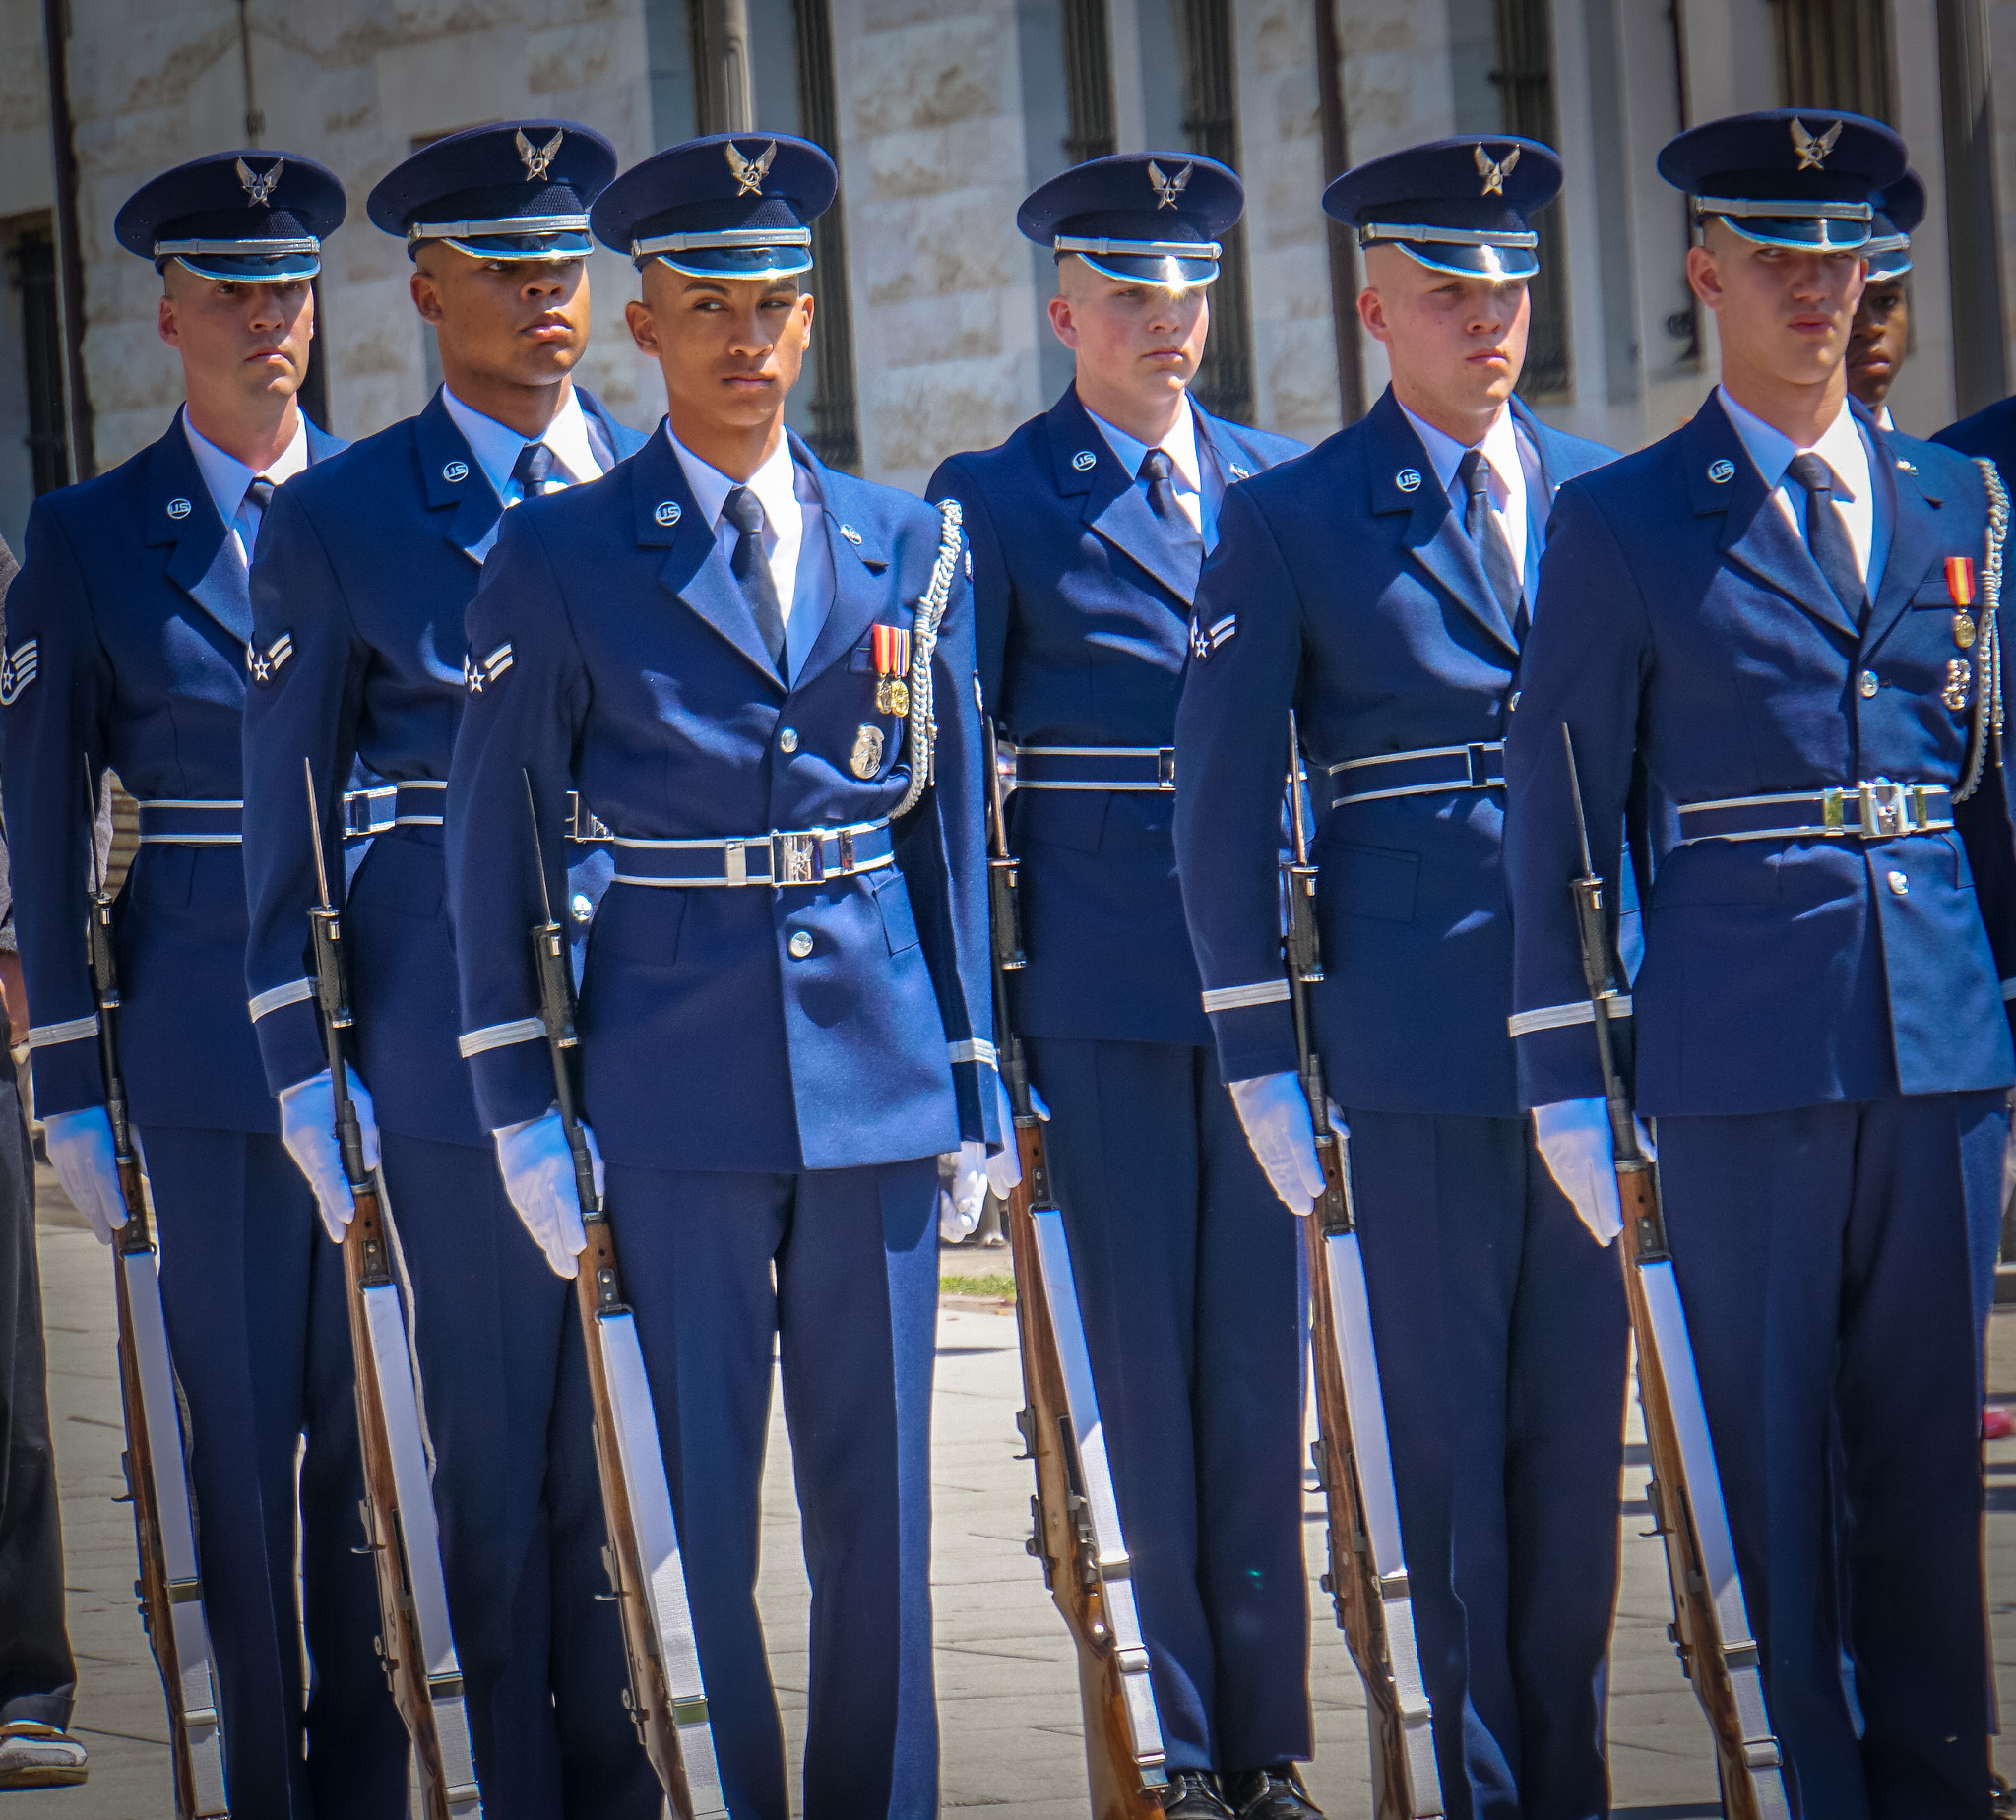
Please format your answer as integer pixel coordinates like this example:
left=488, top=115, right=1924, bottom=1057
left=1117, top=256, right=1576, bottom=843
left=626, top=296, right=660, bottom=359
left=1686, top=243, right=1724, bottom=313
left=1356, top=286, right=1390, bottom=345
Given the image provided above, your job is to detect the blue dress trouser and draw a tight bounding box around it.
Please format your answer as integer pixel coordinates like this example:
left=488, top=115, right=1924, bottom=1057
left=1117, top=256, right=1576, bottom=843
left=1656, top=1093, right=2005, bottom=1820
left=1023, top=1036, right=1310, bottom=1775
left=1343, top=1110, right=1628, bottom=1820
left=601, top=1156, right=941, bottom=1820
left=139, top=1126, right=409, bottom=1819
left=377, top=1131, right=657, bottom=1820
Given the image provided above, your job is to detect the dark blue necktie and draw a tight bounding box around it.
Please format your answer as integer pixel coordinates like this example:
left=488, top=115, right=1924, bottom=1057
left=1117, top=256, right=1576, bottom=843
left=234, top=475, right=275, bottom=564
left=1787, top=451, right=1866, bottom=625
left=511, top=440, right=556, bottom=504
left=1458, top=448, right=1528, bottom=643
left=723, top=485, right=788, bottom=672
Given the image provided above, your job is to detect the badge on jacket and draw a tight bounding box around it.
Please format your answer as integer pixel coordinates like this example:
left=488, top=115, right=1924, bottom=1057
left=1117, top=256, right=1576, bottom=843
left=1189, top=612, right=1236, bottom=663
left=0, top=639, right=36, bottom=705
left=851, top=723, right=885, bottom=779
left=872, top=622, right=911, bottom=717
left=464, top=643, right=514, bottom=694
left=246, top=632, right=292, bottom=686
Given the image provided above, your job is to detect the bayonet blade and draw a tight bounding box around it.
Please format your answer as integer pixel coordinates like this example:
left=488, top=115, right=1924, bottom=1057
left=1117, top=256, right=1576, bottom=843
left=523, top=771, right=557, bottom=927
left=304, top=756, right=336, bottom=911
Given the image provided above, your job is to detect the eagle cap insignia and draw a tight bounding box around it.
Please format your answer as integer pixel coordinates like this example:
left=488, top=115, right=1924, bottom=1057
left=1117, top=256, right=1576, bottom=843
left=1147, top=158, right=1193, bottom=210
left=725, top=140, right=779, bottom=198
left=236, top=157, right=284, bottom=206
left=850, top=723, right=885, bottom=780
left=516, top=128, right=564, bottom=181
left=1790, top=117, right=1843, bottom=170
left=1474, top=143, right=1520, bottom=197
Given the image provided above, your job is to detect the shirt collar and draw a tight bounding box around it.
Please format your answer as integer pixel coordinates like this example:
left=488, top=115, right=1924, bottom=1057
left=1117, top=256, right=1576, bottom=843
left=1718, top=385, right=1867, bottom=501
left=664, top=423, right=802, bottom=533
left=440, top=384, right=600, bottom=500
left=1085, top=395, right=1205, bottom=495
left=181, top=409, right=308, bottom=525
left=1397, top=399, right=1521, bottom=501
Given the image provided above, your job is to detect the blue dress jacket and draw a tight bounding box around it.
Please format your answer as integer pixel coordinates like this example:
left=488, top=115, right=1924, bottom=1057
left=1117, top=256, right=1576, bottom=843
left=445, top=427, right=999, bottom=1172
left=1173, top=388, right=1614, bottom=1116
left=1934, top=394, right=2016, bottom=502
left=927, top=386, right=1301, bottom=1046
left=242, top=385, right=646, bottom=1147
left=1505, top=391, right=2016, bottom=1115
left=5, top=408, right=345, bottom=1132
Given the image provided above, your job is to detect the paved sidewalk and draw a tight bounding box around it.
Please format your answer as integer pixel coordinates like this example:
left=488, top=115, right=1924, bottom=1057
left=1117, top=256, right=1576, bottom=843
left=15, top=1196, right=2016, bottom=1815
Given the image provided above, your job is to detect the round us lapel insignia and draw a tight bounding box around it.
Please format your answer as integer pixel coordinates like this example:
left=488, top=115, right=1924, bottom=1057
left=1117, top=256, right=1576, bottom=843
left=1395, top=468, right=1421, bottom=493
left=166, top=496, right=192, bottom=520
left=840, top=524, right=863, bottom=545
left=655, top=500, right=683, bottom=527
left=442, top=461, right=470, bottom=483
left=1707, top=458, right=1735, bottom=484
left=1072, top=450, right=1098, bottom=471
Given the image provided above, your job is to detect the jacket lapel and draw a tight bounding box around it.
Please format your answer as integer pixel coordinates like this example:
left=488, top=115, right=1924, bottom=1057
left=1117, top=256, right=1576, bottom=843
left=1046, top=389, right=1201, bottom=606
left=630, top=433, right=785, bottom=689
left=1690, top=393, right=1861, bottom=645
left=1366, top=390, right=1518, bottom=659
left=1194, top=408, right=1264, bottom=489
left=149, top=411, right=252, bottom=645
left=1862, top=412, right=1950, bottom=655
left=412, top=389, right=506, bottom=566
left=796, top=446, right=896, bottom=687
left=579, top=387, right=652, bottom=467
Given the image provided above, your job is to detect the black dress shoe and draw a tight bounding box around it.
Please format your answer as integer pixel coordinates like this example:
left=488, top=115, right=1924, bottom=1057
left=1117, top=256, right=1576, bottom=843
left=1159, top=1769, right=1236, bottom=1817
left=1225, top=1765, right=1325, bottom=1819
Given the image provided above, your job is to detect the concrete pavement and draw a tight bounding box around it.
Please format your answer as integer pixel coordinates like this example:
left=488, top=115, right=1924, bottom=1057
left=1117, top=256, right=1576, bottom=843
left=13, top=1188, right=2016, bottom=1815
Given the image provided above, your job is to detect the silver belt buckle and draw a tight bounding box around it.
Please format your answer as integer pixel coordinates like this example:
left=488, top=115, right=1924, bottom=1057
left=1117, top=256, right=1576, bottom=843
left=1859, top=779, right=1906, bottom=839
left=773, top=831, right=823, bottom=884
left=995, top=738, right=1020, bottom=795
left=1157, top=747, right=1176, bottom=789
left=565, top=791, right=612, bottom=842
left=348, top=784, right=396, bottom=837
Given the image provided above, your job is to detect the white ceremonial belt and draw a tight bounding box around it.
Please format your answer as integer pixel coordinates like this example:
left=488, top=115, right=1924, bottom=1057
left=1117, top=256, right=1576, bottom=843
left=1508, top=994, right=1632, bottom=1039
left=1675, top=780, right=1953, bottom=845
left=135, top=798, right=245, bottom=845
left=343, top=780, right=448, bottom=836
left=607, top=819, right=896, bottom=887
left=995, top=740, right=1175, bottom=792
left=1328, top=741, right=1504, bottom=804
left=27, top=1014, right=98, bottom=1049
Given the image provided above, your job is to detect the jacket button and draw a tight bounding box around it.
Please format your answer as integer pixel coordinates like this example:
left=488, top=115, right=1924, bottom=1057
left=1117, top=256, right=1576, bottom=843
left=788, top=930, right=814, bottom=958
left=1886, top=870, right=1909, bottom=896
left=1859, top=670, right=1879, bottom=698
left=779, top=727, right=798, bottom=753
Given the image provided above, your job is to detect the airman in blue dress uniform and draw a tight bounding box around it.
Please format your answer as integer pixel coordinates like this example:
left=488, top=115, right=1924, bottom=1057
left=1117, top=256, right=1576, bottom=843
left=1845, top=170, right=1922, bottom=428
left=1172, top=139, right=1626, bottom=1819
left=1, top=153, right=407, bottom=1815
left=1504, top=111, right=2014, bottom=1818
left=444, top=133, right=999, bottom=1819
left=239, top=122, right=657, bottom=1818
left=927, top=153, right=1314, bottom=1820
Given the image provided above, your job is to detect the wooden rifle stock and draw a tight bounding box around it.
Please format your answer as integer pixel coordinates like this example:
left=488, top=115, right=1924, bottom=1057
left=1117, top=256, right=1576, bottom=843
left=1557, top=725, right=1788, bottom=1820
left=983, top=716, right=1167, bottom=1812
left=87, top=779, right=229, bottom=1817
left=302, top=761, right=481, bottom=1819
left=524, top=776, right=722, bottom=1817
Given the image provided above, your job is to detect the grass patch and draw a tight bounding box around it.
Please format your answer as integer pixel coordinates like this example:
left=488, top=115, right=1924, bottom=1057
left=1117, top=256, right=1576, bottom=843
left=942, top=1274, right=1017, bottom=1301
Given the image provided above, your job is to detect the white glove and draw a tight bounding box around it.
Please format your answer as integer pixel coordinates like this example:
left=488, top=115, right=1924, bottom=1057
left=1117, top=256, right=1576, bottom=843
left=279, top=1066, right=382, bottom=1243
left=1229, top=1072, right=1339, bottom=1217
left=942, top=1140, right=990, bottom=1241
left=1533, top=1097, right=1656, bottom=1246
left=494, top=1108, right=598, bottom=1279
left=44, top=1107, right=129, bottom=1245
left=983, top=1073, right=1049, bottom=1200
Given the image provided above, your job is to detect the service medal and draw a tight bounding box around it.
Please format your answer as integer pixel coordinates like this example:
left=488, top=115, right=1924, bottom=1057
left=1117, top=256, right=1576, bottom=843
left=1948, top=557, right=1979, bottom=650
left=851, top=723, right=885, bottom=779
left=1943, top=659, right=1972, bottom=712
left=872, top=621, right=912, bottom=719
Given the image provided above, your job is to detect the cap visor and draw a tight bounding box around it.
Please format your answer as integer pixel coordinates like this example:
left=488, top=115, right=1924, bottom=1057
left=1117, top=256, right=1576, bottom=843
left=1073, top=251, right=1219, bottom=287
left=169, top=251, right=321, bottom=282
left=1713, top=215, right=1869, bottom=252
left=437, top=230, right=595, bottom=261
left=1394, top=241, right=1539, bottom=282
left=649, top=245, right=815, bottom=281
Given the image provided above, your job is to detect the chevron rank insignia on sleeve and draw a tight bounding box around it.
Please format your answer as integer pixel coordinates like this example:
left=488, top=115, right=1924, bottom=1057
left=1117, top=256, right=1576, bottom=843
left=245, top=632, right=292, bottom=686
left=0, top=639, right=37, bottom=705
left=1189, top=612, right=1236, bottom=663
left=464, top=642, right=514, bottom=694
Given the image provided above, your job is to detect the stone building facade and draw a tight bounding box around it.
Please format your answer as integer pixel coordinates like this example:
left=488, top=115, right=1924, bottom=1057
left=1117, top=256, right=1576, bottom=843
left=0, top=0, right=2008, bottom=550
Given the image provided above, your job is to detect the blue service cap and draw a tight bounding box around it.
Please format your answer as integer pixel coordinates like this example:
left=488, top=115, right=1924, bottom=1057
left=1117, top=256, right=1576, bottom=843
left=115, top=151, right=345, bottom=283
left=368, top=121, right=615, bottom=262
left=1658, top=109, right=1906, bottom=252
left=1322, top=137, right=1562, bottom=281
left=1865, top=168, right=1925, bottom=280
left=1018, top=153, right=1242, bottom=287
left=592, top=134, right=837, bottom=280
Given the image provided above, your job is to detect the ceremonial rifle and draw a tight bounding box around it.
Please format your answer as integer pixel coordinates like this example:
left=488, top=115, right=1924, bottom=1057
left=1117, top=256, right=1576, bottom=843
left=86, top=767, right=230, bottom=1818
left=1558, top=725, right=1789, bottom=1820
left=1282, top=716, right=1442, bottom=1820
left=983, top=716, right=1169, bottom=1815
left=303, top=758, right=482, bottom=1820
left=523, top=776, right=723, bottom=1818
